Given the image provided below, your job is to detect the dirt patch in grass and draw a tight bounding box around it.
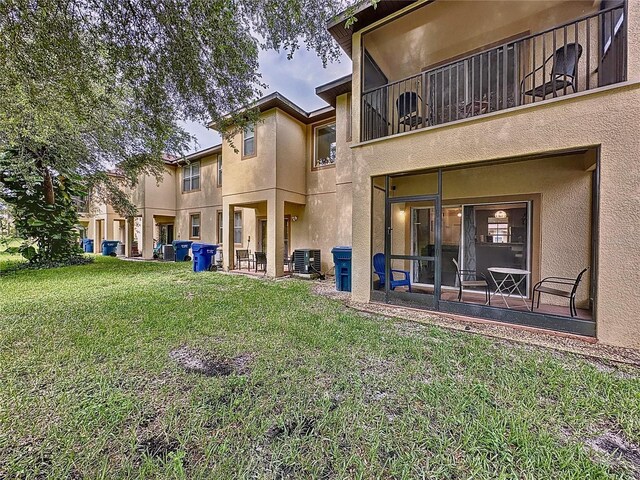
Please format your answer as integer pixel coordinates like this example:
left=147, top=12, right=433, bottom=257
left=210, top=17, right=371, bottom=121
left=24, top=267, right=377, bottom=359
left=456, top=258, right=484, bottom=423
left=169, top=346, right=253, bottom=377
left=137, top=435, right=179, bottom=459
left=585, top=431, right=640, bottom=474
left=266, top=417, right=317, bottom=440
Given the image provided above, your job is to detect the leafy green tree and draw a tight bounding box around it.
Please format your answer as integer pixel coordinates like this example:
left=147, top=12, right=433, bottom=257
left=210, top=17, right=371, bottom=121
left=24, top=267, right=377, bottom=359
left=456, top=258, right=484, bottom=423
left=0, top=0, right=353, bottom=262
left=0, top=149, right=85, bottom=262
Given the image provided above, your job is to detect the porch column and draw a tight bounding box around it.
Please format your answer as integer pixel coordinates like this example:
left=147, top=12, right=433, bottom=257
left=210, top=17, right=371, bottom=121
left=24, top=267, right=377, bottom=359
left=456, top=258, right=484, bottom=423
left=125, top=216, right=135, bottom=257
left=266, top=194, right=285, bottom=277
left=106, top=215, right=116, bottom=241
left=222, top=201, right=235, bottom=271
left=142, top=211, right=155, bottom=259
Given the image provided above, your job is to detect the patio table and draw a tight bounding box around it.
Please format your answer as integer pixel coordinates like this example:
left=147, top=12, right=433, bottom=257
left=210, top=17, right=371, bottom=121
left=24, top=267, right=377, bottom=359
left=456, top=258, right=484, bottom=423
left=488, top=267, right=531, bottom=311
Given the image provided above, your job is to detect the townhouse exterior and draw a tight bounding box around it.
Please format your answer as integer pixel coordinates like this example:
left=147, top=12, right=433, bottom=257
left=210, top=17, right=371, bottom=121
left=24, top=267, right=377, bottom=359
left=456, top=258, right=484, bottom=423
left=84, top=0, right=639, bottom=349
left=84, top=87, right=354, bottom=277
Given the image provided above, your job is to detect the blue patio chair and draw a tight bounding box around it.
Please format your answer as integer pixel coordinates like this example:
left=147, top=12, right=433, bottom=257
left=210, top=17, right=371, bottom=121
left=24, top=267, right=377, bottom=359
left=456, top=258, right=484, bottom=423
left=373, top=253, right=411, bottom=292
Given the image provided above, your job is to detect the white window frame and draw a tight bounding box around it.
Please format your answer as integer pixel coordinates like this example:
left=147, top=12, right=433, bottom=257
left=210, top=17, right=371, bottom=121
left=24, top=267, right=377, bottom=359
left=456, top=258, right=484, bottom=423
left=216, top=154, right=222, bottom=187
left=190, top=213, right=201, bottom=239
left=182, top=161, right=201, bottom=192
left=313, top=122, right=337, bottom=169
left=243, top=124, right=256, bottom=157
left=234, top=211, right=242, bottom=244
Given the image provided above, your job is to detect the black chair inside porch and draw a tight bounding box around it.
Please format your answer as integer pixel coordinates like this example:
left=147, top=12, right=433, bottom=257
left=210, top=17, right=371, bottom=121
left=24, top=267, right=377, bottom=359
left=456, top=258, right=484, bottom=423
left=236, top=249, right=253, bottom=270
left=452, top=258, right=490, bottom=304
left=531, top=267, right=588, bottom=317
left=255, top=252, right=267, bottom=272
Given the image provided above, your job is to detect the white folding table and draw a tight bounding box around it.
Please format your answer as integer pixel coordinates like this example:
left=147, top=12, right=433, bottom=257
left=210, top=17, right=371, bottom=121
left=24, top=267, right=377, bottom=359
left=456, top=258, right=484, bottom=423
left=487, top=267, right=531, bottom=311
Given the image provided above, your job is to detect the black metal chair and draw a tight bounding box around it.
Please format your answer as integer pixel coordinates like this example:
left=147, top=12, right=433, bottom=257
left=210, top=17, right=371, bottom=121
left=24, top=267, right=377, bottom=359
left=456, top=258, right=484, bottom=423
left=452, top=258, right=490, bottom=304
left=522, top=43, right=583, bottom=100
left=396, top=92, right=423, bottom=128
left=235, top=249, right=253, bottom=270
left=255, top=252, right=267, bottom=272
left=531, top=268, right=588, bottom=317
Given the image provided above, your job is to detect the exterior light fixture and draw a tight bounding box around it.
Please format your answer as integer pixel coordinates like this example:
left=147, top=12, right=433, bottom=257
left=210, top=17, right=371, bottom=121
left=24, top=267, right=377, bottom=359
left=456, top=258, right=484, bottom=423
left=291, top=215, right=298, bottom=222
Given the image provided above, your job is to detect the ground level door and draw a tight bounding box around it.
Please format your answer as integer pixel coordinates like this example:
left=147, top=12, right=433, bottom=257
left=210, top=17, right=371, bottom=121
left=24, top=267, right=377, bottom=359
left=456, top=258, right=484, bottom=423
left=257, top=217, right=291, bottom=257
left=159, top=224, right=174, bottom=244
left=386, top=193, right=442, bottom=310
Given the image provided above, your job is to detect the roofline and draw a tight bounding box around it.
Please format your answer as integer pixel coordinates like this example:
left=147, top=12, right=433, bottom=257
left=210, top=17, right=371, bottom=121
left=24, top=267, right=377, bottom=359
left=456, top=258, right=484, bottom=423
left=327, top=0, right=373, bottom=30
left=315, top=74, right=352, bottom=107
left=207, top=91, right=336, bottom=130
left=315, top=74, right=352, bottom=94
left=171, top=144, right=222, bottom=164
left=328, top=0, right=419, bottom=58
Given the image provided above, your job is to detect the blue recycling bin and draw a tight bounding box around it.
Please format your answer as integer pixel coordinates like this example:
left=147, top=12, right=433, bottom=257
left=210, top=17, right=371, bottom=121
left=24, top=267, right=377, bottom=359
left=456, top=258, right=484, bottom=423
left=82, top=238, right=94, bottom=253
left=172, top=240, right=193, bottom=262
left=192, top=243, right=218, bottom=272
left=331, top=246, right=352, bottom=292
left=101, top=240, right=120, bottom=257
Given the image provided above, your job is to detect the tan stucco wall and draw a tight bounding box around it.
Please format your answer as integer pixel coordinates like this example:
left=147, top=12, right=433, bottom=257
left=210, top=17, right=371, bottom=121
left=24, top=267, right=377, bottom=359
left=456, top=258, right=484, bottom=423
left=348, top=0, right=640, bottom=348
left=350, top=82, right=640, bottom=348
left=223, top=111, right=277, bottom=196
left=364, top=0, right=597, bottom=83
left=276, top=110, right=307, bottom=195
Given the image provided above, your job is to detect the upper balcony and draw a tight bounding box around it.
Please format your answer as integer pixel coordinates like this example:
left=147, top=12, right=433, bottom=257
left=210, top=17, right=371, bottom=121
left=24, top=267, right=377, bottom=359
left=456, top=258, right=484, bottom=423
left=360, top=0, right=627, bottom=142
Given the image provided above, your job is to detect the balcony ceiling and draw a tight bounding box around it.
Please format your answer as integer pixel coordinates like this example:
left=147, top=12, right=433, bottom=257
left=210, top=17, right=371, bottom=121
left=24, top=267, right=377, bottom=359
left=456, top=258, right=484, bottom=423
left=328, top=0, right=419, bottom=57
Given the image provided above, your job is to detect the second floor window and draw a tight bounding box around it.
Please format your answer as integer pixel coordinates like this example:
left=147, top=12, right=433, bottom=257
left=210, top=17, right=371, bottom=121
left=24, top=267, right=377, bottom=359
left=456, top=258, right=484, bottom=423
left=217, top=154, right=222, bottom=187
left=243, top=124, right=256, bottom=157
left=314, top=123, right=336, bottom=168
left=234, top=211, right=242, bottom=244
left=183, top=162, right=200, bottom=192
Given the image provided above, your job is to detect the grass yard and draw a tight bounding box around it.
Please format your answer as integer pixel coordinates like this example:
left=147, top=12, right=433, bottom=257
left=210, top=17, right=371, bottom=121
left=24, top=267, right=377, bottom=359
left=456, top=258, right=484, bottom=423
left=0, top=237, right=25, bottom=272
left=1, top=257, right=639, bottom=479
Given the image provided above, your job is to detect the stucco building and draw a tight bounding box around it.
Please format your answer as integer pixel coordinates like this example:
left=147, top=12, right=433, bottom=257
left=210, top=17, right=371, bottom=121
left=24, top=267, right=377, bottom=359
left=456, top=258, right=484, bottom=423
left=85, top=0, right=639, bottom=349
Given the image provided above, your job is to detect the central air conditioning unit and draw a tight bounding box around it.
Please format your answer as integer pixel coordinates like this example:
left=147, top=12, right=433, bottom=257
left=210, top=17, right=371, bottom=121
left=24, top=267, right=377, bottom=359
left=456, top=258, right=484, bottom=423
left=293, top=249, right=321, bottom=274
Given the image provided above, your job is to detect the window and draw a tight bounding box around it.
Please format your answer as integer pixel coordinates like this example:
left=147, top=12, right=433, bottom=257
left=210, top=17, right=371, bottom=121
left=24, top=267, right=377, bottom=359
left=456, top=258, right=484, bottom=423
left=216, top=154, right=222, bottom=187
left=488, top=219, right=510, bottom=243
left=217, top=211, right=223, bottom=243
left=234, top=211, right=242, bottom=244
left=182, top=161, right=200, bottom=192
left=243, top=124, right=256, bottom=157
left=190, top=214, right=200, bottom=239
left=314, top=123, right=336, bottom=168
left=346, top=93, right=352, bottom=142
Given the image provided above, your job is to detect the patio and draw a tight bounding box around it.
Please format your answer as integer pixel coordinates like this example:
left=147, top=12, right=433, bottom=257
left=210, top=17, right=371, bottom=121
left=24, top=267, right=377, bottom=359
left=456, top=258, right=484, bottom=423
left=371, top=150, right=597, bottom=336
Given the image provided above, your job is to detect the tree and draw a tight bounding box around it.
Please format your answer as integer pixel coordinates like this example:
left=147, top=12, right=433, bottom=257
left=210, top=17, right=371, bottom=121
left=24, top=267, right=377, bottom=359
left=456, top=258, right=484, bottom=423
left=0, top=149, right=85, bottom=262
left=0, top=0, right=352, bottom=262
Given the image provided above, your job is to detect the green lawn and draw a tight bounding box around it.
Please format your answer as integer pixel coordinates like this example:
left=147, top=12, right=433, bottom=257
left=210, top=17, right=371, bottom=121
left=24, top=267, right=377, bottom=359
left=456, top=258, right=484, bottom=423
left=0, top=237, right=25, bottom=271
left=1, top=258, right=639, bottom=479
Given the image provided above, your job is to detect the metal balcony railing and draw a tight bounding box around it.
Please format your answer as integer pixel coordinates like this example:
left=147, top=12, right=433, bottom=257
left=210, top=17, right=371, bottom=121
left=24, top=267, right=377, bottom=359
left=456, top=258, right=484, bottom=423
left=361, top=4, right=627, bottom=142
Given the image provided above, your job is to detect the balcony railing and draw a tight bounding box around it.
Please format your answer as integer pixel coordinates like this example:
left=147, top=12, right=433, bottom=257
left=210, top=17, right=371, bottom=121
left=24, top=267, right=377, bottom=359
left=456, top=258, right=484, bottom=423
left=361, top=4, right=627, bottom=142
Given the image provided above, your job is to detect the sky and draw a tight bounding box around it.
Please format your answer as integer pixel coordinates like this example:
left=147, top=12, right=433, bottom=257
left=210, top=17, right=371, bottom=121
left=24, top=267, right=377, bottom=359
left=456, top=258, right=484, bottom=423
left=180, top=48, right=352, bottom=154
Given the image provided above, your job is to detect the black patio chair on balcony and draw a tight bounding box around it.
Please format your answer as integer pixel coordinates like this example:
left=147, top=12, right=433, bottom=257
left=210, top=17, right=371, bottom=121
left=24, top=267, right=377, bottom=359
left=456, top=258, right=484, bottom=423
left=396, top=91, right=424, bottom=129
left=452, top=258, right=490, bottom=305
left=521, top=43, right=583, bottom=100
left=531, top=268, right=588, bottom=317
